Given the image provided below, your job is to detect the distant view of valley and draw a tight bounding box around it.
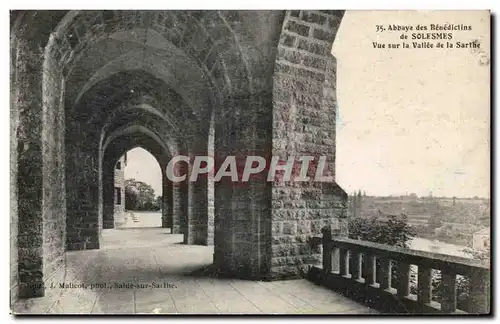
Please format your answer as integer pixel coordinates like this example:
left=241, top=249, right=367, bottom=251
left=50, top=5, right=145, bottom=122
left=347, top=192, right=490, bottom=254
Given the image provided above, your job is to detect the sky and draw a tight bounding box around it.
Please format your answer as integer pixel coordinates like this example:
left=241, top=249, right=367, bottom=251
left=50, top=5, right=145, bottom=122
left=124, top=148, right=162, bottom=196
left=333, top=11, right=490, bottom=198
left=124, top=11, right=490, bottom=199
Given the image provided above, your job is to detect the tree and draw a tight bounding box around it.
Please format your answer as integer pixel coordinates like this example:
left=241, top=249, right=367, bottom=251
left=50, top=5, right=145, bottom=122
left=357, top=190, right=362, bottom=209
left=351, top=192, right=358, bottom=218
left=349, top=213, right=415, bottom=248
left=125, top=183, right=138, bottom=210
left=350, top=190, right=363, bottom=218
left=124, top=179, right=157, bottom=211
left=427, top=199, right=445, bottom=232
left=154, top=196, right=162, bottom=211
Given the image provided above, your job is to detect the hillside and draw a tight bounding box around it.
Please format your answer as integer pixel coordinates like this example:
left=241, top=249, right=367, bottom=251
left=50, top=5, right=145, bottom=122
left=348, top=194, right=490, bottom=246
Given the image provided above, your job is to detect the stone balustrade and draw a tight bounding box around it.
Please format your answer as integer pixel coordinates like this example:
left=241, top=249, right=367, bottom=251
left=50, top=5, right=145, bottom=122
left=308, top=227, right=490, bottom=314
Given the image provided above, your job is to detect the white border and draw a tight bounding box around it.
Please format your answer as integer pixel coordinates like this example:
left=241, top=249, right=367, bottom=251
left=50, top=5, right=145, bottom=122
left=0, top=0, right=497, bottom=10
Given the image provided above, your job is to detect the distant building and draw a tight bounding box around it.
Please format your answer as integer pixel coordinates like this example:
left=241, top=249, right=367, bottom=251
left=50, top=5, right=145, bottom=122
left=472, top=227, right=490, bottom=251
left=114, top=154, right=127, bottom=226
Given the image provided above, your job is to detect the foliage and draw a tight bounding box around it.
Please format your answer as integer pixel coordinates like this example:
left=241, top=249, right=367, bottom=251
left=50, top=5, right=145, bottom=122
left=124, top=178, right=161, bottom=211
left=155, top=196, right=162, bottom=210
left=349, top=213, right=490, bottom=312
left=462, top=245, right=490, bottom=261
left=427, top=199, right=445, bottom=231
left=347, top=198, right=490, bottom=312
left=348, top=213, right=416, bottom=248
left=348, top=213, right=416, bottom=306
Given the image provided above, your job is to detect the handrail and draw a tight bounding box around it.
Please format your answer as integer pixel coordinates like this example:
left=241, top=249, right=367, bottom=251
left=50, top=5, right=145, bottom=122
left=330, top=236, right=489, bottom=277
left=310, top=227, right=491, bottom=314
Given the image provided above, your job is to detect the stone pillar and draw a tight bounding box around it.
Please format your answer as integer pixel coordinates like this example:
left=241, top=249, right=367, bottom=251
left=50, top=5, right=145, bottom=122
left=207, top=114, right=215, bottom=245
left=184, top=178, right=209, bottom=245
left=102, top=160, right=115, bottom=229
left=12, top=28, right=68, bottom=298
left=10, top=29, right=19, bottom=302
left=183, top=148, right=209, bottom=245
left=41, top=46, right=67, bottom=294
left=171, top=181, right=186, bottom=234
left=212, top=88, right=274, bottom=279
left=14, top=38, right=46, bottom=298
left=207, top=171, right=215, bottom=246
left=161, top=169, right=173, bottom=229
left=170, top=152, right=188, bottom=235
left=65, top=129, right=101, bottom=251
left=269, top=10, right=347, bottom=279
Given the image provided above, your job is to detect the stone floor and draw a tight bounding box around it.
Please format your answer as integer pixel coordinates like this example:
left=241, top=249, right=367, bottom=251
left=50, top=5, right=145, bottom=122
left=12, top=213, right=376, bottom=315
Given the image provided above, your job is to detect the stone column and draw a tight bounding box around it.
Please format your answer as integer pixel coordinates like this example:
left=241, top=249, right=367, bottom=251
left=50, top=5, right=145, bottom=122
left=12, top=26, right=69, bottom=297
left=102, top=160, right=115, bottom=229
left=269, top=10, right=347, bottom=279
left=212, top=87, right=274, bottom=279
left=14, top=38, right=46, bottom=298
left=171, top=181, right=186, bottom=234
left=65, top=128, right=101, bottom=251
left=161, top=169, right=173, bottom=229
left=183, top=147, right=209, bottom=245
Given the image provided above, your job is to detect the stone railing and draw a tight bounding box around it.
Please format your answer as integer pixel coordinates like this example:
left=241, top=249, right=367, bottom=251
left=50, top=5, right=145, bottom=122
left=308, top=227, right=490, bottom=314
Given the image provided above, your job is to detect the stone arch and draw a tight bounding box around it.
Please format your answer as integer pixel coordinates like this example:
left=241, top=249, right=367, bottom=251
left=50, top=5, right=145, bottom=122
left=101, top=131, right=173, bottom=231
left=11, top=11, right=346, bottom=302
left=99, top=111, right=189, bottom=233
left=65, top=70, right=192, bottom=251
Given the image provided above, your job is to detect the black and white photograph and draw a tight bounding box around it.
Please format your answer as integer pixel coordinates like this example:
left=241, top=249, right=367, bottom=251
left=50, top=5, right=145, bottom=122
left=8, top=7, right=491, bottom=315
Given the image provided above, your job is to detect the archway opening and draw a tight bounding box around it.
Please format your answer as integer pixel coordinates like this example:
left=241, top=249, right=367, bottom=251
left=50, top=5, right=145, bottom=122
left=120, top=147, right=163, bottom=229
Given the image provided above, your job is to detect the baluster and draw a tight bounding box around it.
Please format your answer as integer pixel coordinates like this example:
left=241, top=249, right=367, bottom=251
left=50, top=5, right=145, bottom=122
left=469, top=269, right=490, bottom=314
left=379, top=258, right=392, bottom=290
left=331, top=229, right=341, bottom=273
left=332, top=247, right=340, bottom=273
left=321, top=227, right=332, bottom=273
left=351, top=252, right=362, bottom=281
left=417, top=267, right=432, bottom=306
left=397, top=262, right=410, bottom=298
left=441, top=272, right=457, bottom=313
left=339, top=248, right=348, bottom=277
left=363, top=254, right=376, bottom=285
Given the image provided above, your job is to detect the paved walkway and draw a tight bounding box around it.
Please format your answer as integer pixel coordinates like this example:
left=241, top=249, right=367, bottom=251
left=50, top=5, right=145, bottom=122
left=118, top=211, right=163, bottom=229
left=13, top=214, right=376, bottom=314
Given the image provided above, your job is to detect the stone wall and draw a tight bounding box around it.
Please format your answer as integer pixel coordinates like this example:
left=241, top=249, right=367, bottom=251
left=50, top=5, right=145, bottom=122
left=270, top=10, right=347, bottom=279
left=210, top=11, right=283, bottom=280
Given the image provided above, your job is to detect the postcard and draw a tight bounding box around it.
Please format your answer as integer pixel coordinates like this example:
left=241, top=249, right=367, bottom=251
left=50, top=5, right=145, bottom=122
left=10, top=10, right=490, bottom=315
